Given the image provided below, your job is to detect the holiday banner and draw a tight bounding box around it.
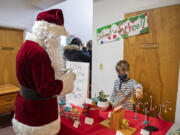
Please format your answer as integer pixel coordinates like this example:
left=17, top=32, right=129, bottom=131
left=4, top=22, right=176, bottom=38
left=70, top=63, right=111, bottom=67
left=96, top=12, right=149, bottom=44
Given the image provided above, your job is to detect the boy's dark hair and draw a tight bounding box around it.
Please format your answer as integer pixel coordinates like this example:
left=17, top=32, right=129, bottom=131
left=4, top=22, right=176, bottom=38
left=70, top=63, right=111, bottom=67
left=116, top=60, right=129, bottom=73
left=70, top=37, right=82, bottom=46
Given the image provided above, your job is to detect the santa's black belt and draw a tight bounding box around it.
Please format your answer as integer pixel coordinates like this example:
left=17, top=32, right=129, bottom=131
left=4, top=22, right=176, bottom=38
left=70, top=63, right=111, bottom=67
left=20, top=85, right=56, bottom=101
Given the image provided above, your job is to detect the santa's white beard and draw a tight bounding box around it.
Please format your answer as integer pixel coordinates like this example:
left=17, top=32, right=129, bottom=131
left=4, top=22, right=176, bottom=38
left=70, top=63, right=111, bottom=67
left=25, top=32, right=64, bottom=80
left=25, top=20, right=69, bottom=80
left=45, top=45, right=64, bottom=80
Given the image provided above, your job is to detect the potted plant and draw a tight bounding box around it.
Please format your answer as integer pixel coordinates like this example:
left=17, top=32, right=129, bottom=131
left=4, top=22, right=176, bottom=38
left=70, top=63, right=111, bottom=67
left=97, top=90, right=109, bottom=111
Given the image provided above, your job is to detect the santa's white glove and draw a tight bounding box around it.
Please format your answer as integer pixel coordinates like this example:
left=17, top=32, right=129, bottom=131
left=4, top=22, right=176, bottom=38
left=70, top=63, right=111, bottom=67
left=59, top=71, right=76, bottom=96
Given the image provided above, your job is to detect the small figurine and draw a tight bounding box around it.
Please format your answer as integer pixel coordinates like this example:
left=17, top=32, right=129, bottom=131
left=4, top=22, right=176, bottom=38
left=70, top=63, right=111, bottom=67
left=150, top=95, right=153, bottom=111
left=157, top=104, right=163, bottom=120
left=82, top=103, right=90, bottom=116
left=134, top=104, right=138, bottom=120
left=64, top=106, right=71, bottom=112
left=142, top=107, right=149, bottom=126
left=70, top=107, right=80, bottom=115
left=120, top=119, right=129, bottom=129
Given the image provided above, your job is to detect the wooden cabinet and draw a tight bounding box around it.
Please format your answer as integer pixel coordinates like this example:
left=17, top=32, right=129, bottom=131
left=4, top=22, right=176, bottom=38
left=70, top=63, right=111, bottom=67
left=0, top=84, right=19, bottom=114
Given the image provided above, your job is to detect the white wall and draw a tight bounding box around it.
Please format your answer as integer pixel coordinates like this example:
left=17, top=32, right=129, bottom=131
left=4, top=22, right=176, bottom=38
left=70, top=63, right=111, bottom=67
left=0, top=0, right=40, bottom=30
left=0, top=0, right=93, bottom=44
left=48, top=0, right=93, bottom=43
left=175, top=64, right=180, bottom=124
left=92, top=0, right=180, bottom=121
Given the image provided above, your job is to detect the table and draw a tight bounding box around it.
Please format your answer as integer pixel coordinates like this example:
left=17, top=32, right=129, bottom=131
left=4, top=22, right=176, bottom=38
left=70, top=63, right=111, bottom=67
left=0, top=84, right=19, bottom=114
left=58, top=107, right=173, bottom=135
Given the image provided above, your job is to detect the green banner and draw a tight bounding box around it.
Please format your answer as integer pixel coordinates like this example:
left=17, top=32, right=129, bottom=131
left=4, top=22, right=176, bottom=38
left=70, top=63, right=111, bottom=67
left=97, top=12, right=149, bottom=45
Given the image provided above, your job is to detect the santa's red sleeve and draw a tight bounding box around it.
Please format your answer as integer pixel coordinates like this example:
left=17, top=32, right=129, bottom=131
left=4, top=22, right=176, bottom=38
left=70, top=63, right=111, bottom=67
left=30, top=50, right=63, bottom=97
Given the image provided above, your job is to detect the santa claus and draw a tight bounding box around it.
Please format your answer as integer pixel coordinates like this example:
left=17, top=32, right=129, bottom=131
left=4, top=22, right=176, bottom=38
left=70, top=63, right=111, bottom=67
left=12, top=9, right=76, bottom=135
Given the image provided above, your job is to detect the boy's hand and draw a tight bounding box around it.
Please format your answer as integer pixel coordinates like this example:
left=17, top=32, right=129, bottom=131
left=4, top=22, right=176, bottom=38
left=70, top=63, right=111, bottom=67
left=135, top=88, right=143, bottom=99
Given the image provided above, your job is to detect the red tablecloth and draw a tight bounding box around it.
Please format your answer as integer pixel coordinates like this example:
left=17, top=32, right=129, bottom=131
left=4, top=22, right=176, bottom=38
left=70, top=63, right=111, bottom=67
left=58, top=107, right=173, bottom=135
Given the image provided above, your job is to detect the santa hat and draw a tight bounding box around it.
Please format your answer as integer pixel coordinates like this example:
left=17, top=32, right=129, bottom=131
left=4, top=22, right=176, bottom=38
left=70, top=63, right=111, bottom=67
left=33, top=9, right=69, bottom=36
left=36, top=9, right=64, bottom=26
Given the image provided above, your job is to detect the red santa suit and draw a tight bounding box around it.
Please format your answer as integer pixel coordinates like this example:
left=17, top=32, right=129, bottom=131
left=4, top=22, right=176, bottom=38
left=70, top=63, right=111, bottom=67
left=12, top=9, right=74, bottom=135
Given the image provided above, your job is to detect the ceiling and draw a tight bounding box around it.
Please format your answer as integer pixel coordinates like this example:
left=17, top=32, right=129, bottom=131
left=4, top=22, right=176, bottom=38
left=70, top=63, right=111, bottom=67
left=31, top=0, right=66, bottom=9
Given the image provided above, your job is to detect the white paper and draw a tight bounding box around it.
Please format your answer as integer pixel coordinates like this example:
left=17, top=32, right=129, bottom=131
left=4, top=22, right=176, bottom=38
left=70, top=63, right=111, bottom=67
left=85, top=117, right=94, bottom=125
left=73, top=120, right=80, bottom=128
left=140, top=129, right=150, bottom=135
left=108, top=112, right=112, bottom=118
left=86, top=98, right=92, bottom=104
left=66, top=61, right=89, bottom=106
left=116, top=131, right=124, bottom=135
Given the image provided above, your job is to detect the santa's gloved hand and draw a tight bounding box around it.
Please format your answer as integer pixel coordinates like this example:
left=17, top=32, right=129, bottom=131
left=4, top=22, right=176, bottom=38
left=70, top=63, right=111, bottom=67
left=59, top=71, right=76, bottom=96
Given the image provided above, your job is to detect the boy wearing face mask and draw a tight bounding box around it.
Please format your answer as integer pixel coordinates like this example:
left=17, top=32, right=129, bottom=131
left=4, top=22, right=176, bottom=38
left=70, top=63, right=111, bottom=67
left=110, top=60, right=143, bottom=111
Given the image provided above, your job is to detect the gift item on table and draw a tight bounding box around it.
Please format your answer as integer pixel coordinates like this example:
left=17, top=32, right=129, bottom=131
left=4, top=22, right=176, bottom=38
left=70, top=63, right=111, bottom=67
left=82, top=102, right=99, bottom=121
left=64, top=106, right=72, bottom=112
left=58, top=95, right=67, bottom=112
left=110, top=106, right=125, bottom=131
left=71, top=106, right=81, bottom=115
left=150, top=96, right=152, bottom=111
left=134, top=104, right=139, bottom=120
left=73, top=120, right=80, bottom=128
left=142, top=107, right=149, bottom=127
left=119, top=119, right=129, bottom=129
left=92, top=99, right=97, bottom=108
left=84, top=117, right=94, bottom=125
left=133, top=92, right=172, bottom=122
left=157, top=104, right=163, bottom=120
left=97, top=90, right=110, bottom=111
left=82, top=103, right=91, bottom=116
left=92, top=93, right=99, bottom=103
left=144, top=125, right=158, bottom=132
left=61, top=106, right=81, bottom=122
left=100, top=106, right=137, bottom=135
left=86, top=98, right=93, bottom=105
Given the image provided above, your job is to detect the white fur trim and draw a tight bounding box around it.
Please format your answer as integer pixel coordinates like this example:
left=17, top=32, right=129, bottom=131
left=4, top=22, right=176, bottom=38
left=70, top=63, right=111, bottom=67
left=12, top=116, right=60, bottom=135
left=33, top=21, right=69, bottom=38
left=63, top=45, right=80, bottom=51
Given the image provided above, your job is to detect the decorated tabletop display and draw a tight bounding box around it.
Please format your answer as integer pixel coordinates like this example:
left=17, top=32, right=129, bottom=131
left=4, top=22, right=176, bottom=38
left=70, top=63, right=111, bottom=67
left=60, top=106, right=81, bottom=121
left=129, top=90, right=172, bottom=133
left=100, top=106, right=136, bottom=135
left=97, top=90, right=110, bottom=111
left=59, top=96, right=100, bottom=128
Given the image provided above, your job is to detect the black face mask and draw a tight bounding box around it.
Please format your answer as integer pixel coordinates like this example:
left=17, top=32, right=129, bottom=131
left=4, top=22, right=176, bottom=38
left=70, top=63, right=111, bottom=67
left=118, top=73, right=128, bottom=82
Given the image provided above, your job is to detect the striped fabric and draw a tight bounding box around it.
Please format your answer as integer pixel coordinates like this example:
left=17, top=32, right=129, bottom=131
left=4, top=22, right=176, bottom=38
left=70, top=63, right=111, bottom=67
left=110, top=78, right=142, bottom=111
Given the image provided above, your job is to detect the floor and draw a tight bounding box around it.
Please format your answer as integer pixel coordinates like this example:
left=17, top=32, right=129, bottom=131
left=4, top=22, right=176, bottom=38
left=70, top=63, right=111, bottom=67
left=0, top=113, right=15, bottom=135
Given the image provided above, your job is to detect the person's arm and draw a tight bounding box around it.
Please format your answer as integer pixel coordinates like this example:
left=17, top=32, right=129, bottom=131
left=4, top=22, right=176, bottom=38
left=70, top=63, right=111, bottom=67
left=30, top=51, right=63, bottom=97
left=78, top=51, right=91, bottom=62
